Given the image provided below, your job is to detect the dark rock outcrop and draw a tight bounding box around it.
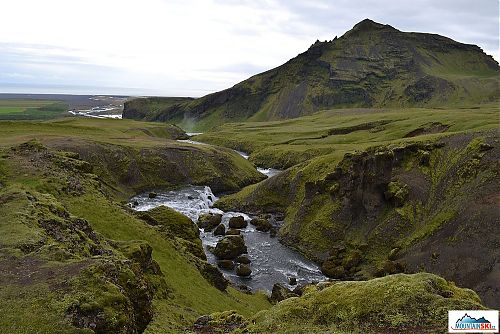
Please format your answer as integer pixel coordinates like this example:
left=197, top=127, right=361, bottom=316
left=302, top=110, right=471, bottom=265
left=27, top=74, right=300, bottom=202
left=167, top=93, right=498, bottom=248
left=213, top=223, right=226, bottom=236
left=235, top=255, right=251, bottom=264
left=228, top=216, right=247, bottom=229
left=250, top=217, right=273, bottom=232
left=236, top=264, right=252, bottom=277
left=269, top=283, right=299, bottom=303
left=212, top=235, right=247, bottom=260
left=197, top=213, right=222, bottom=231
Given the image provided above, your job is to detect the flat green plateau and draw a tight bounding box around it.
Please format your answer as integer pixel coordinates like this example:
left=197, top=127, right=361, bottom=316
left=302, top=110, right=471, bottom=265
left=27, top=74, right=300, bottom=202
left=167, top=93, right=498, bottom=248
left=197, top=102, right=500, bottom=168
left=0, top=99, right=69, bottom=120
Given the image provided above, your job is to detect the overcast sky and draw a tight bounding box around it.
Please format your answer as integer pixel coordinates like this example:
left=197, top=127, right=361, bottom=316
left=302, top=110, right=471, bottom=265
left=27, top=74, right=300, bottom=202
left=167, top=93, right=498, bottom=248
left=1, top=0, right=498, bottom=96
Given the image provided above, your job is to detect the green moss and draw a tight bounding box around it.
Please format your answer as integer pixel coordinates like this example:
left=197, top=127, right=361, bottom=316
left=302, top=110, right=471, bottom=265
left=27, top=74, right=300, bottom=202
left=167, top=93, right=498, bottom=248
left=245, top=273, right=484, bottom=334
left=0, top=284, right=90, bottom=334
left=385, top=181, right=409, bottom=206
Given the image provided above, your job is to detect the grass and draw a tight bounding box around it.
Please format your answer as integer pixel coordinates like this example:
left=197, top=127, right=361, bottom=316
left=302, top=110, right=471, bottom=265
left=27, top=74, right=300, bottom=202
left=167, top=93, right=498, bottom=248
left=0, top=99, right=69, bottom=120
left=0, top=117, right=187, bottom=148
left=196, top=103, right=499, bottom=169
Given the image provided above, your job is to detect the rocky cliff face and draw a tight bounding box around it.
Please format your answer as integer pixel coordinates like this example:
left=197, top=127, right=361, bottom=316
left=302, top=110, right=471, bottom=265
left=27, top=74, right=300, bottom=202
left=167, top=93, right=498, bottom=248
left=217, top=131, right=500, bottom=308
left=123, top=19, right=500, bottom=129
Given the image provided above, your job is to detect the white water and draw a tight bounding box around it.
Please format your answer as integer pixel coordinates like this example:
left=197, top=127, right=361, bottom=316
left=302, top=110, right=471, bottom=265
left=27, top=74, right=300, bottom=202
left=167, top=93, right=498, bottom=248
left=177, top=136, right=283, bottom=179
left=68, top=109, right=122, bottom=119
left=130, top=185, right=325, bottom=292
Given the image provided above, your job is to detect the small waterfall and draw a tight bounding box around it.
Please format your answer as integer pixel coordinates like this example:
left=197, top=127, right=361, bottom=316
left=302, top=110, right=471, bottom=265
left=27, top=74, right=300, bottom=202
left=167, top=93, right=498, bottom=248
left=196, top=186, right=218, bottom=208
left=131, top=185, right=223, bottom=221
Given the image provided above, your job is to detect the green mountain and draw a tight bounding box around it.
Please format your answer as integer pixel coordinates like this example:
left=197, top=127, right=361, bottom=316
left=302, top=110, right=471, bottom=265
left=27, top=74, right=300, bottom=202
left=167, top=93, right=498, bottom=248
left=123, top=19, right=500, bottom=129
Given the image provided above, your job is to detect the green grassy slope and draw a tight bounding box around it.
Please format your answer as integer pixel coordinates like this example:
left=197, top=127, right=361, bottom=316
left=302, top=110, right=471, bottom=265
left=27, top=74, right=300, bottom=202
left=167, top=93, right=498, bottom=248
left=0, top=118, right=265, bottom=198
left=0, top=119, right=271, bottom=333
left=123, top=19, right=500, bottom=130
left=189, top=273, right=485, bottom=334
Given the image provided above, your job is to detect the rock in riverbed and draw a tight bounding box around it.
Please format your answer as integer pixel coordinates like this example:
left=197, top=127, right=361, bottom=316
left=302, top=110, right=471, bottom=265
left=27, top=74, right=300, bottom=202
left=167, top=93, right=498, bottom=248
left=236, top=264, right=252, bottom=277
left=228, top=216, right=247, bottom=229
left=235, top=255, right=251, bottom=264
left=217, top=260, right=235, bottom=270
left=197, top=213, right=222, bottom=231
left=212, top=235, right=247, bottom=260
left=250, top=217, right=273, bottom=232
left=226, top=228, right=240, bottom=235
left=213, top=224, right=225, bottom=236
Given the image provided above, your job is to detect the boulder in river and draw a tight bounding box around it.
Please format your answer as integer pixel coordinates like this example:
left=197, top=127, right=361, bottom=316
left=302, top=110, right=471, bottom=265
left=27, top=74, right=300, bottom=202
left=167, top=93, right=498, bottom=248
left=270, top=283, right=299, bottom=303
left=148, top=192, right=157, bottom=199
left=213, top=224, right=226, bottom=236
left=235, top=255, right=251, bottom=264
left=288, top=277, right=297, bottom=285
left=217, top=260, right=235, bottom=270
left=250, top=217, right=273, bottom=232
left=225, top=228, right=241, bottom=235
left=228, top=216, right=247, bottom=229
left=236, top=264, right=252, bottom=277
left=269, top=227, right=278, bottom=238
left=212, top=235, right=247, bottom=260
left=197, top=213, right=222, bottom=231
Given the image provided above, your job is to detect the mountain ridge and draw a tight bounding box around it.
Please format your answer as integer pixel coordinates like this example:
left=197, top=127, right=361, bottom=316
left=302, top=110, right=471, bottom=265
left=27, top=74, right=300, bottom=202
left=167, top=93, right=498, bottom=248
left=123, top=19, right=500, bottom=130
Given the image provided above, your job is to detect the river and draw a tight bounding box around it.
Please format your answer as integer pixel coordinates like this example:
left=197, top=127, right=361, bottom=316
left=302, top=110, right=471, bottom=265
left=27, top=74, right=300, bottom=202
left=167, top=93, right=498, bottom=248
left=129, top=135, right=325, bottom=292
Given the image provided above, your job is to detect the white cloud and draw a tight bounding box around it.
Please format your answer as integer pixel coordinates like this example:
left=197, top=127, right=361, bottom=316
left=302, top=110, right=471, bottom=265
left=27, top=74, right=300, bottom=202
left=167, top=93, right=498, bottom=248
left=0, top=0, right=498, bottom=96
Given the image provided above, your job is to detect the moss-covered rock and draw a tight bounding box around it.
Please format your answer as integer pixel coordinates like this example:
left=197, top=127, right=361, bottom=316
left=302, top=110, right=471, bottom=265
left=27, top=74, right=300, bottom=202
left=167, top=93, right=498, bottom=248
left=213, top=223, right=226, bottom=236
left=250, top=217, right=273, bottom=232
left=196, top=262, right=229, bottom=292
left=225, top=228, right=241, bottom=235
left=384, top=180, right=409, bottom=207
left=212, top=236, right=248, bottom=260
left=217, top=260, right=235, bottom=270
left=137, top=206, right=199, bottom=243
left=248, top=273, right=485, bottom=333
left=236, top=264, right=252, bottom=277
left=192, top=311, right=248, bottom=334
left=228, top=216, right=247, bottom=229
left=235, top=255, right=251, bottom=264
left=269, top=283, right=299, bottom=304
left=197, top=213, right=222, bottom=231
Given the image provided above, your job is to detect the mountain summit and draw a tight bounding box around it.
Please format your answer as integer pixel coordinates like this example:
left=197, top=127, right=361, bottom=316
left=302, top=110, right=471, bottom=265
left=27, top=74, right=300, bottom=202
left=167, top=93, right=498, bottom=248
left=124, top=19, right=500, bottom=128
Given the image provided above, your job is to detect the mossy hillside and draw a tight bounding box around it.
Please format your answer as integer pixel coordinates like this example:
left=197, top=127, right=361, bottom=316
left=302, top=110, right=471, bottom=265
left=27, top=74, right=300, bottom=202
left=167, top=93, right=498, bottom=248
left=123, top=20, right=499, bottom=129
left=189, top=273, right=485, bottom=334
left=123, top=97, right=194, bottom=121
left=49, top=138, right=265, bottom=199
left=217, top=131, right=500, bottom=307
left=0, top=141, right=271, bottom=333
left=245, top=273, right=484, bottom=334
left=0, top=118, right=265, bottom=199
left=0, top=117, right=189, bottom=148
left=0, top=184, right=164, bottom=334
